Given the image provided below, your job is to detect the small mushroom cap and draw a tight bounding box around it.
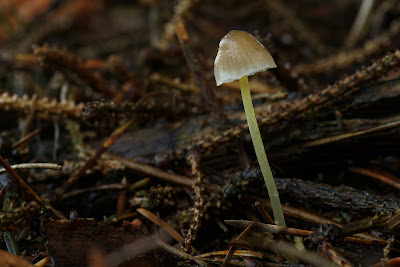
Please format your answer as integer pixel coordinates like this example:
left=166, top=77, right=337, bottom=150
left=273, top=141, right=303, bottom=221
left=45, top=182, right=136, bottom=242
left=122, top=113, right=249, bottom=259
left=214, top=30, right=277, bottom=86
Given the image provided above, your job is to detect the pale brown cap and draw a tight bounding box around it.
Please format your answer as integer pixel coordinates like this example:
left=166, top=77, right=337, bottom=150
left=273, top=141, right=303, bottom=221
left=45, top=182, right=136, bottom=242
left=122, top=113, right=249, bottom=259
left=214, top=30, right=277, bottom=86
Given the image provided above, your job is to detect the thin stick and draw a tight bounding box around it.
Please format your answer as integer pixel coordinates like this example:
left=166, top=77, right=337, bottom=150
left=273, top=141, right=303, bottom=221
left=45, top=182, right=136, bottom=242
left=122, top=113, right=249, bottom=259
left=0, top=163, right=62, bottom=175
left=0, top=154, right=66, bottom=220
left=102, top=153, right=194, bottom=187
left=350, top=167, right=400, bottom=191
left=150, top=73, right=201, bottom=94
left=301, top=120, right=400, bottom=148
left=225, top=220, right=388, bottom=245
left=12, top=129, right=41, bottom=149
left=254, top=201, right=275, bottom=224
left=62, top=183, right=125, bottom=199
left=201, top=250, right=262, bottom=259
left=384, top=212, right=400, bottom=230
left=227, top=238, right=337, bottom=267
left=137, top=208, right=184, bottom=242
left=344, top=0, right=375, bottom=48
left=222, top=224, right=254, bottom=267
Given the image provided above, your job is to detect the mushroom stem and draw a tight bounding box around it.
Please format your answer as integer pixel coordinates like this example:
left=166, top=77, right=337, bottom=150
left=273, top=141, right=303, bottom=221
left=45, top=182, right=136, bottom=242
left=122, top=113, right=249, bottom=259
left=239, top=75, right=286, bottom=227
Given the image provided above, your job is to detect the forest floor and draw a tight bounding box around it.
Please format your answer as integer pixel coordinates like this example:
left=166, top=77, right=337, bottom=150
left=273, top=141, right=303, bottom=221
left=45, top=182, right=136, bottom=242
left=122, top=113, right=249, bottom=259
left=0, top=0, right=400, bottom=266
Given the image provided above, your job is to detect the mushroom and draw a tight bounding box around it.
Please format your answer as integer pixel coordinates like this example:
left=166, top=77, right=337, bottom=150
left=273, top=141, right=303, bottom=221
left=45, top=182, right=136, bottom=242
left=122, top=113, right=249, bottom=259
left=214, top=30, right=285, bottom=227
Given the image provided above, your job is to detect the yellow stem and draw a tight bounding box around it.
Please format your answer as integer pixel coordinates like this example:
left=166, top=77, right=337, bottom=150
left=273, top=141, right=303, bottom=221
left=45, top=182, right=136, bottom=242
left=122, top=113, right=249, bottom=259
left=239, top=75, right=286, bottom=227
